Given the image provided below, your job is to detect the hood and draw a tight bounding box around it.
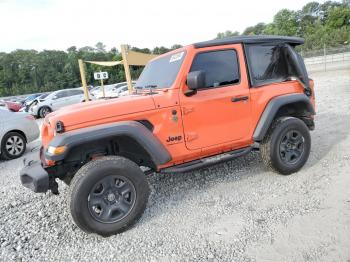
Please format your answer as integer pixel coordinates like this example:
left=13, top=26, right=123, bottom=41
left=47, top=95, right=155, bottom=129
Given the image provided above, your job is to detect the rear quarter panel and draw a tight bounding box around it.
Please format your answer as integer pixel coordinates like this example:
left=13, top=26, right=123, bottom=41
left=249, top=81, right=308, bottom=137
left=0, top=113, right=39, bottom=145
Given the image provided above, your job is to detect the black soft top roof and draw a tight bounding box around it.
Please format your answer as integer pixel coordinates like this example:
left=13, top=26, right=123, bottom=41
left=193, top=35, right=304, bottom=48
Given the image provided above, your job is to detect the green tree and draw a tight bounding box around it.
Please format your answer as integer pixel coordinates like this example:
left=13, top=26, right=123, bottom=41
left=95, top=42, right=106, bottom=53
left=216, top=30, right=240, bottom=39
left=242, top=23, right=266, bottom=35
left=325, top=6, right=350, bottom=28
left=152, top=46, right=170, bottom=54
left=171, top=44, right=183, bottom=50
left=267, top=9, right=298, bottom=36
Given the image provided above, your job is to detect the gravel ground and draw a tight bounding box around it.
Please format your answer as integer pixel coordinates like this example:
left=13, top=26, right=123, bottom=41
left=1, top=67, right=350, bottom=262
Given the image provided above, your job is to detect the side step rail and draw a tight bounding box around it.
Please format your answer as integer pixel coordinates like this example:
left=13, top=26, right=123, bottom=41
left=160, top=146, right=252, bottom=174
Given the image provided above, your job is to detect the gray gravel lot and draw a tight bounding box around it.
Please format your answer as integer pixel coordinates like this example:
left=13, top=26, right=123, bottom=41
left=1, top=67, right=350, bottom=262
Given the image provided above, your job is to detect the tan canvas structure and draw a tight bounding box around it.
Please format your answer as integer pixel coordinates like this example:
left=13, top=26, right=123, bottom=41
left=78, top=45, right=157, bottom=101
left=123, top=50, right=158, bottom=66
left=85, top=61, right=124, bottom=66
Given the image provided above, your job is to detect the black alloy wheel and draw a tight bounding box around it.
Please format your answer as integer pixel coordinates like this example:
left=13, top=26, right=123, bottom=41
left=87, top=175, right=136, bottom=224
left=279, top=130, right=305, bottom=165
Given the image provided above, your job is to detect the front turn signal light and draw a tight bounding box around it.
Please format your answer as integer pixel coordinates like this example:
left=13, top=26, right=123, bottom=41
left=45, top=159, right=56, bottom=166
left=48, top=145, right=67, bottom=155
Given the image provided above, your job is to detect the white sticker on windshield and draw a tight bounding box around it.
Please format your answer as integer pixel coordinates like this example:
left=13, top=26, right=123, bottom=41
left=169, top=52, right=184, bottom=63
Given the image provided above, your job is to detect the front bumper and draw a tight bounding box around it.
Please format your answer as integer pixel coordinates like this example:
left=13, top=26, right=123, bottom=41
left=20, top=154, right=49, bottom=193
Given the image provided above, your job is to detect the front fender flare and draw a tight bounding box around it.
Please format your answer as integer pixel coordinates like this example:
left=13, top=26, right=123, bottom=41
left=45, top=121, right=172, bottom=166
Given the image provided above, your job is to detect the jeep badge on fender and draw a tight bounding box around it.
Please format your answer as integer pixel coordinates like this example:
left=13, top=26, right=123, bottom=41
left=166, top=135, right=182, bottom=143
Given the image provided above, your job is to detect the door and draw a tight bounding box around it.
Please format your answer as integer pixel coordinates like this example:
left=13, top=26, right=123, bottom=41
left=181, top=48, right=251, bottom=150
left=51, top=90, right=74, bottom=110
left=69, top=89, right=84, bottom=103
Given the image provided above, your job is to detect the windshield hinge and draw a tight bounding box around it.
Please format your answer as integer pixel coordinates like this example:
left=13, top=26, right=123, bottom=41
left=186, top=132, right=198, bottom=142
left=182, top=106, right=194, bottom=115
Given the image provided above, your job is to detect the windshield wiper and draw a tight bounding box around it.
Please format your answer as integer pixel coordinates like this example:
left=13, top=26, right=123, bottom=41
left=144, top=85, right=158, bottom=88
left=133, top=85, right=158, bottom=89
left=133, top=84, right=158, bottom=94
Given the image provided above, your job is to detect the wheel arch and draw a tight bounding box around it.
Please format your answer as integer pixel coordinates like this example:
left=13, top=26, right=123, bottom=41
left=253, top=93, right=315, bottom=142
left=4, top=130, right=27, bottom=142
left=45, top=121, right=171, bottom=170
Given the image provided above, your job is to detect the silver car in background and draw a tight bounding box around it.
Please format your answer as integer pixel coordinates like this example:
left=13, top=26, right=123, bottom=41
left=29, top=88, right=95, bottom=118
left=0, top=108, right=40, bottom=160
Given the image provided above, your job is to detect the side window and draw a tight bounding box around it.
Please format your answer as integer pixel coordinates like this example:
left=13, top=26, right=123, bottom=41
left=69, top=89, right=84, bottom=96
left=190, top=50, right=240, bottom=89
left=54, top=91, right=66, bottom=99
left=245, top=44, right=289, bottom=87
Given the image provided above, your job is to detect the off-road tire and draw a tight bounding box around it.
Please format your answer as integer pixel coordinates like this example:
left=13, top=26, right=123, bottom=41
left=38, top=106, right=51, bottom=118
left=1, top=132, right=26, bottom=160
left=260, top=117, right=311, bottom=175
left=68, top=156, right=150, bottom=236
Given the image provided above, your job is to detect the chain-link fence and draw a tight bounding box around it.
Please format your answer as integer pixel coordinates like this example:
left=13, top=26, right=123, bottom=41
left=301, top=45, right=350, bottom=72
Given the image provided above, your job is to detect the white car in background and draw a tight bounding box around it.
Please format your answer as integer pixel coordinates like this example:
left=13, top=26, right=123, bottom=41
left=29, top=88, right=94, bottom=118
left=0, top=108, right=39, bottom=160
left=91, top=82, right=135, bottom=98
left=117, top=85, right=132, bottom=97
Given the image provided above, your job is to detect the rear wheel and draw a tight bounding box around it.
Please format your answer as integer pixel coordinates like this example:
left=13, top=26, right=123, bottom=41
left=260, top=117, right=311, bottom=175
left=38, top=106, right=51, bottom=118
left=1, top=132, right=26, bottom=160
left=69, top=156, right=150, bottom=236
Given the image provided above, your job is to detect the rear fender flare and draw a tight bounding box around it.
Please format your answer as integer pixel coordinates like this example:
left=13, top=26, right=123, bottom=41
left=253, top=93, right=315, bottom=142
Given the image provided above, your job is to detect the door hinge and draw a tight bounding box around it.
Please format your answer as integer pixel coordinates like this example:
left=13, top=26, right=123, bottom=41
left=182, top=106, right=194, bottom=115
left=186, top=132, right=198, bottom=142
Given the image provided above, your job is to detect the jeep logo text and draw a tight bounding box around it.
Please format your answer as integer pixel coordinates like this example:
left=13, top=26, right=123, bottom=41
left=166, top=136, right=182, bottom=143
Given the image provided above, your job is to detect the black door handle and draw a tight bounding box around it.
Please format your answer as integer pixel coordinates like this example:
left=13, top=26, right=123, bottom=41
left=231, top=96, right=249, bottom=102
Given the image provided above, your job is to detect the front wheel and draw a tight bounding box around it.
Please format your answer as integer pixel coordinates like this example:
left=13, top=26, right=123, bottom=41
left=260, top=117, right=311, bottom=175
left=69, top=156, right=150, bottom=236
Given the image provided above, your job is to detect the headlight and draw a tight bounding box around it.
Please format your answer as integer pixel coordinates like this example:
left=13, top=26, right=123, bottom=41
left=47, top=146, right=67, bottom=155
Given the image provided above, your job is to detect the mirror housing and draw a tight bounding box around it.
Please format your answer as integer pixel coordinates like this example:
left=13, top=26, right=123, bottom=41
left=187, top=70, right=206, bottom=90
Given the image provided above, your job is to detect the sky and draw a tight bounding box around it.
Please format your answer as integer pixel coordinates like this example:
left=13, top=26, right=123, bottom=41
left=0, top=0, right=326, bottom=53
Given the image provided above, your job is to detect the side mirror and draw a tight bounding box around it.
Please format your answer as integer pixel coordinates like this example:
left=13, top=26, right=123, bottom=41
left=187, top=70, right=205, bottom=90
left=185, top=71, right=206, bottom=96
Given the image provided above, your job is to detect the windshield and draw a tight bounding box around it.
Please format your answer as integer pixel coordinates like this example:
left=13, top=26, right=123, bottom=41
left=39, top=93, right=49, bottom=99
left=25, top=94, right=38, bottom=101
left=136, top=51, right=186, bottom=89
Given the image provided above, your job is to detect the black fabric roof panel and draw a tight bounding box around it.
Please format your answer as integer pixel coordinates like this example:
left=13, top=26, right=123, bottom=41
left=193, top=35, right=304, bottom=48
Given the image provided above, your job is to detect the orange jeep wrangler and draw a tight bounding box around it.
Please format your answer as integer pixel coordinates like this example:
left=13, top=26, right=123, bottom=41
left=20, top=36, right=315, bottom=236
